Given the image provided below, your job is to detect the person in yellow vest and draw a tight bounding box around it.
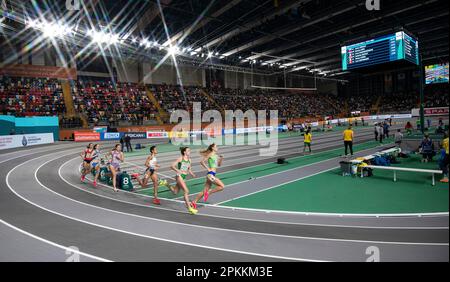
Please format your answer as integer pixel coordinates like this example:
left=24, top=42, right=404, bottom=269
left=343, top=126, right=354, bottom=157
left=303, top=129, right=312, bottom=154
left=440, top=132, right=449, bottom=183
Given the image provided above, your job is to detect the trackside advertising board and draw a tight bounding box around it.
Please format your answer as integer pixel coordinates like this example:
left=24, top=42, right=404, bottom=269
left=74, top=132, right=100, bottom=142
left=123, top=132, right=147, bottom=139
left=147, top=131, right=169, bottom=139
left=101, top=132, right=122, bottom=141
left=0, top=133, right=54, bottom=150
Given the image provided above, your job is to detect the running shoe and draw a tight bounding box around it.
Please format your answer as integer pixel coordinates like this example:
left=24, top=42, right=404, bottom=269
left=440, top=178, right=449, bottom=183
left=93, top=180, right=97, bottom=187
left=203, top=188, right=209, bottom=202
left=188, top=206, right=198, bottom=215
left=153, top=198, right=161, bottom=205
left=191, top=201, right=197, bottom=209
left=81, top=175, right=85, bottom=182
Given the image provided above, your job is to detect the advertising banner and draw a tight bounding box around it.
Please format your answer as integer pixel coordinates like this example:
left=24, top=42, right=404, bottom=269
left=123, top=132, right=147, bottom=139
left=0, top=133, right=54, bottom=150
left=0, top=64, right=77, bottom=79
left=101, top=132, right=122, bottom=141
left=74, top=132, right=100, bottom=142
left=423, top=107, right=449, bottom=117
left=169, top=131, right=189, bottom=138
left=146, top=131, right=169, bottom=139
left=94, top=127, right=108, bottom=133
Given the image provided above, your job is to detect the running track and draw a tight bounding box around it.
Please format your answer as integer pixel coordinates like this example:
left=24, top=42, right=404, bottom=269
left=0, top=128, right=448, bottom=262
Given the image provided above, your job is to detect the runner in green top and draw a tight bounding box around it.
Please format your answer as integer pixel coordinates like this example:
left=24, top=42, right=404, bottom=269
left=170, top=147, right=198, bottom=214
left=193, top=143, right=225, bottom=207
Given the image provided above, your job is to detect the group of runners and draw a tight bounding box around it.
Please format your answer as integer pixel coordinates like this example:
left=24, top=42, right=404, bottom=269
left=80, top=142, right=225, bottom=215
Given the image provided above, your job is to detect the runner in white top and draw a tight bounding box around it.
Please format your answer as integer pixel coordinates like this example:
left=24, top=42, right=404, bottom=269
left=137, top=146, right=162, bottom=205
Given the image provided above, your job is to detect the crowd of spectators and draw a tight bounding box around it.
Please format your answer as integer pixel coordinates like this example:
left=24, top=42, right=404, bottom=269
left=1, top=76, right=449, bottom=128
left=347, top=93, right=377, bottom=113
left=0, top=77, right=66, bottom=117
left=73, top=80, right=158, bottom=126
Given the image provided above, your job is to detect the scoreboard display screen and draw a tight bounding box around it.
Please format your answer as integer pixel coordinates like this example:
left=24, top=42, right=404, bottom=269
left=341, top=31, right=419, bottom=71
left=425, top=63, right=449, bottom=84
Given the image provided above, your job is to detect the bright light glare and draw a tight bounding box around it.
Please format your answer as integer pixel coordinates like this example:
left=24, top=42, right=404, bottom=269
left=28, top=19, right=72, bottom=38
left=90, top=30, right=119, bottom=45
left=168, top=45, right=179, bottom=56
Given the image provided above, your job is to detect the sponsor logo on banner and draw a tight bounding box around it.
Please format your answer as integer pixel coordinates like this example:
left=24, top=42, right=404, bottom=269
left=124, top=132, right=147, bottom=139
left=0, top=133, right=54, bottom=150
left=169, top=131, right=189, bottom=138
left=102, top=132, right=121, bottom=140
left=146, top=131, right=169, bottom=139
left=424, top=107, right=449, bottom=116
left=222, top=128, right=235, bottom=135
left=74, top=132, right=100, bottom=142
left=94, top=127, right=108, bottom=133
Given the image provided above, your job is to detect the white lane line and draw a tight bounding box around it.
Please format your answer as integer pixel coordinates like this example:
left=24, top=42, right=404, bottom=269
left=32, top=154, right=448, bottom=244
left=122, top=161, right=176, bottom=180
left=214, top=167, right=339, bottom=206
left=19, top=155, right=446, bottom=248
left=63, top=156, right=449, bottom=229
left=168, top=140, right=399, bottom=199
left=0, top=219, right=111, bottom=262
left=184, top=142, right=394, bottom=201
left=78, top=152, right=450, bottom=220
left=5, top=157, right=326, bottom=261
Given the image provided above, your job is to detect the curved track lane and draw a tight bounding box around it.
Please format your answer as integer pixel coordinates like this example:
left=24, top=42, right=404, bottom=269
left=1, top=134, right=448, bottom=262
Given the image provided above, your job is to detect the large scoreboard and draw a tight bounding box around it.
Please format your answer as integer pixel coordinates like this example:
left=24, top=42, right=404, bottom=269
left=341, top=31, right=419, bottom=71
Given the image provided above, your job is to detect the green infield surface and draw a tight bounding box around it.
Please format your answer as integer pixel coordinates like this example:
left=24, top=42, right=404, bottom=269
left=220, top=153, right=448, bottom=214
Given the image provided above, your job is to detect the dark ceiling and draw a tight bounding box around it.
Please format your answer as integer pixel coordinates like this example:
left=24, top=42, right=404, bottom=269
left=1, top=0, right=449, bottom=78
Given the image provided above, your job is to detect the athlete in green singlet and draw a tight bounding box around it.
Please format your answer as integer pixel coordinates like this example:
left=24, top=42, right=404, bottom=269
left=193, top=143, right=225, bottom=207
left=170, top=147, right=198, bottom=214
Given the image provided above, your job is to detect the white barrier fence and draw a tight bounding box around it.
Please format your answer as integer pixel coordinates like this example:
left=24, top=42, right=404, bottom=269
left=0, top=133, right=54, bottom=150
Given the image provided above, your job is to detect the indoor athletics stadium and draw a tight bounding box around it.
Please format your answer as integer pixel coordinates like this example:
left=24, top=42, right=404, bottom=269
left=0, top=0, right=448, bottom=265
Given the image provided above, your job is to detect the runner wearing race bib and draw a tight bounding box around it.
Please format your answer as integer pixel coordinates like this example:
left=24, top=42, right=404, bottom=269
left=91, top=144, right=102, bottom=187
left=170, top=147, right=198, bottom=214
left=80, top=143, right=94, bottom=182
left=193, top=143, right=225, bottom=207
left=136, top=146, right=162, bottom=205
left=107, top=144, right=124, bottom=192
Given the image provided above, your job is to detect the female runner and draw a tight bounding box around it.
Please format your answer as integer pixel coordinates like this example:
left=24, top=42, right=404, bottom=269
left=170, top=147, right=198, bottom=214
left=80, top=143, right=94, bottom=182
left=137, top=146, right=162, bottom=205
left=193, top=143, right=225, bottom=207
left=90, top=144, right=102, bottom=187
left=107, top=144, right=124, bottom=192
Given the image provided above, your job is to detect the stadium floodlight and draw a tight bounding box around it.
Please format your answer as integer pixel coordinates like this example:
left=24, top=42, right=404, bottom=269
left=168, top=45, right=179, bottom=56
left=131, top=37, right=137, bottom=44
left=26, top=19, right=37, bottom=28
left=207, top=52, right=213, bottom=58
left=190, top=51, right=197, bottom=56
left=139, top=38, right=147, bottom=46
left=41, top=21, right=72, bottom=38
left=90, top=30, right=118, bottom=45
